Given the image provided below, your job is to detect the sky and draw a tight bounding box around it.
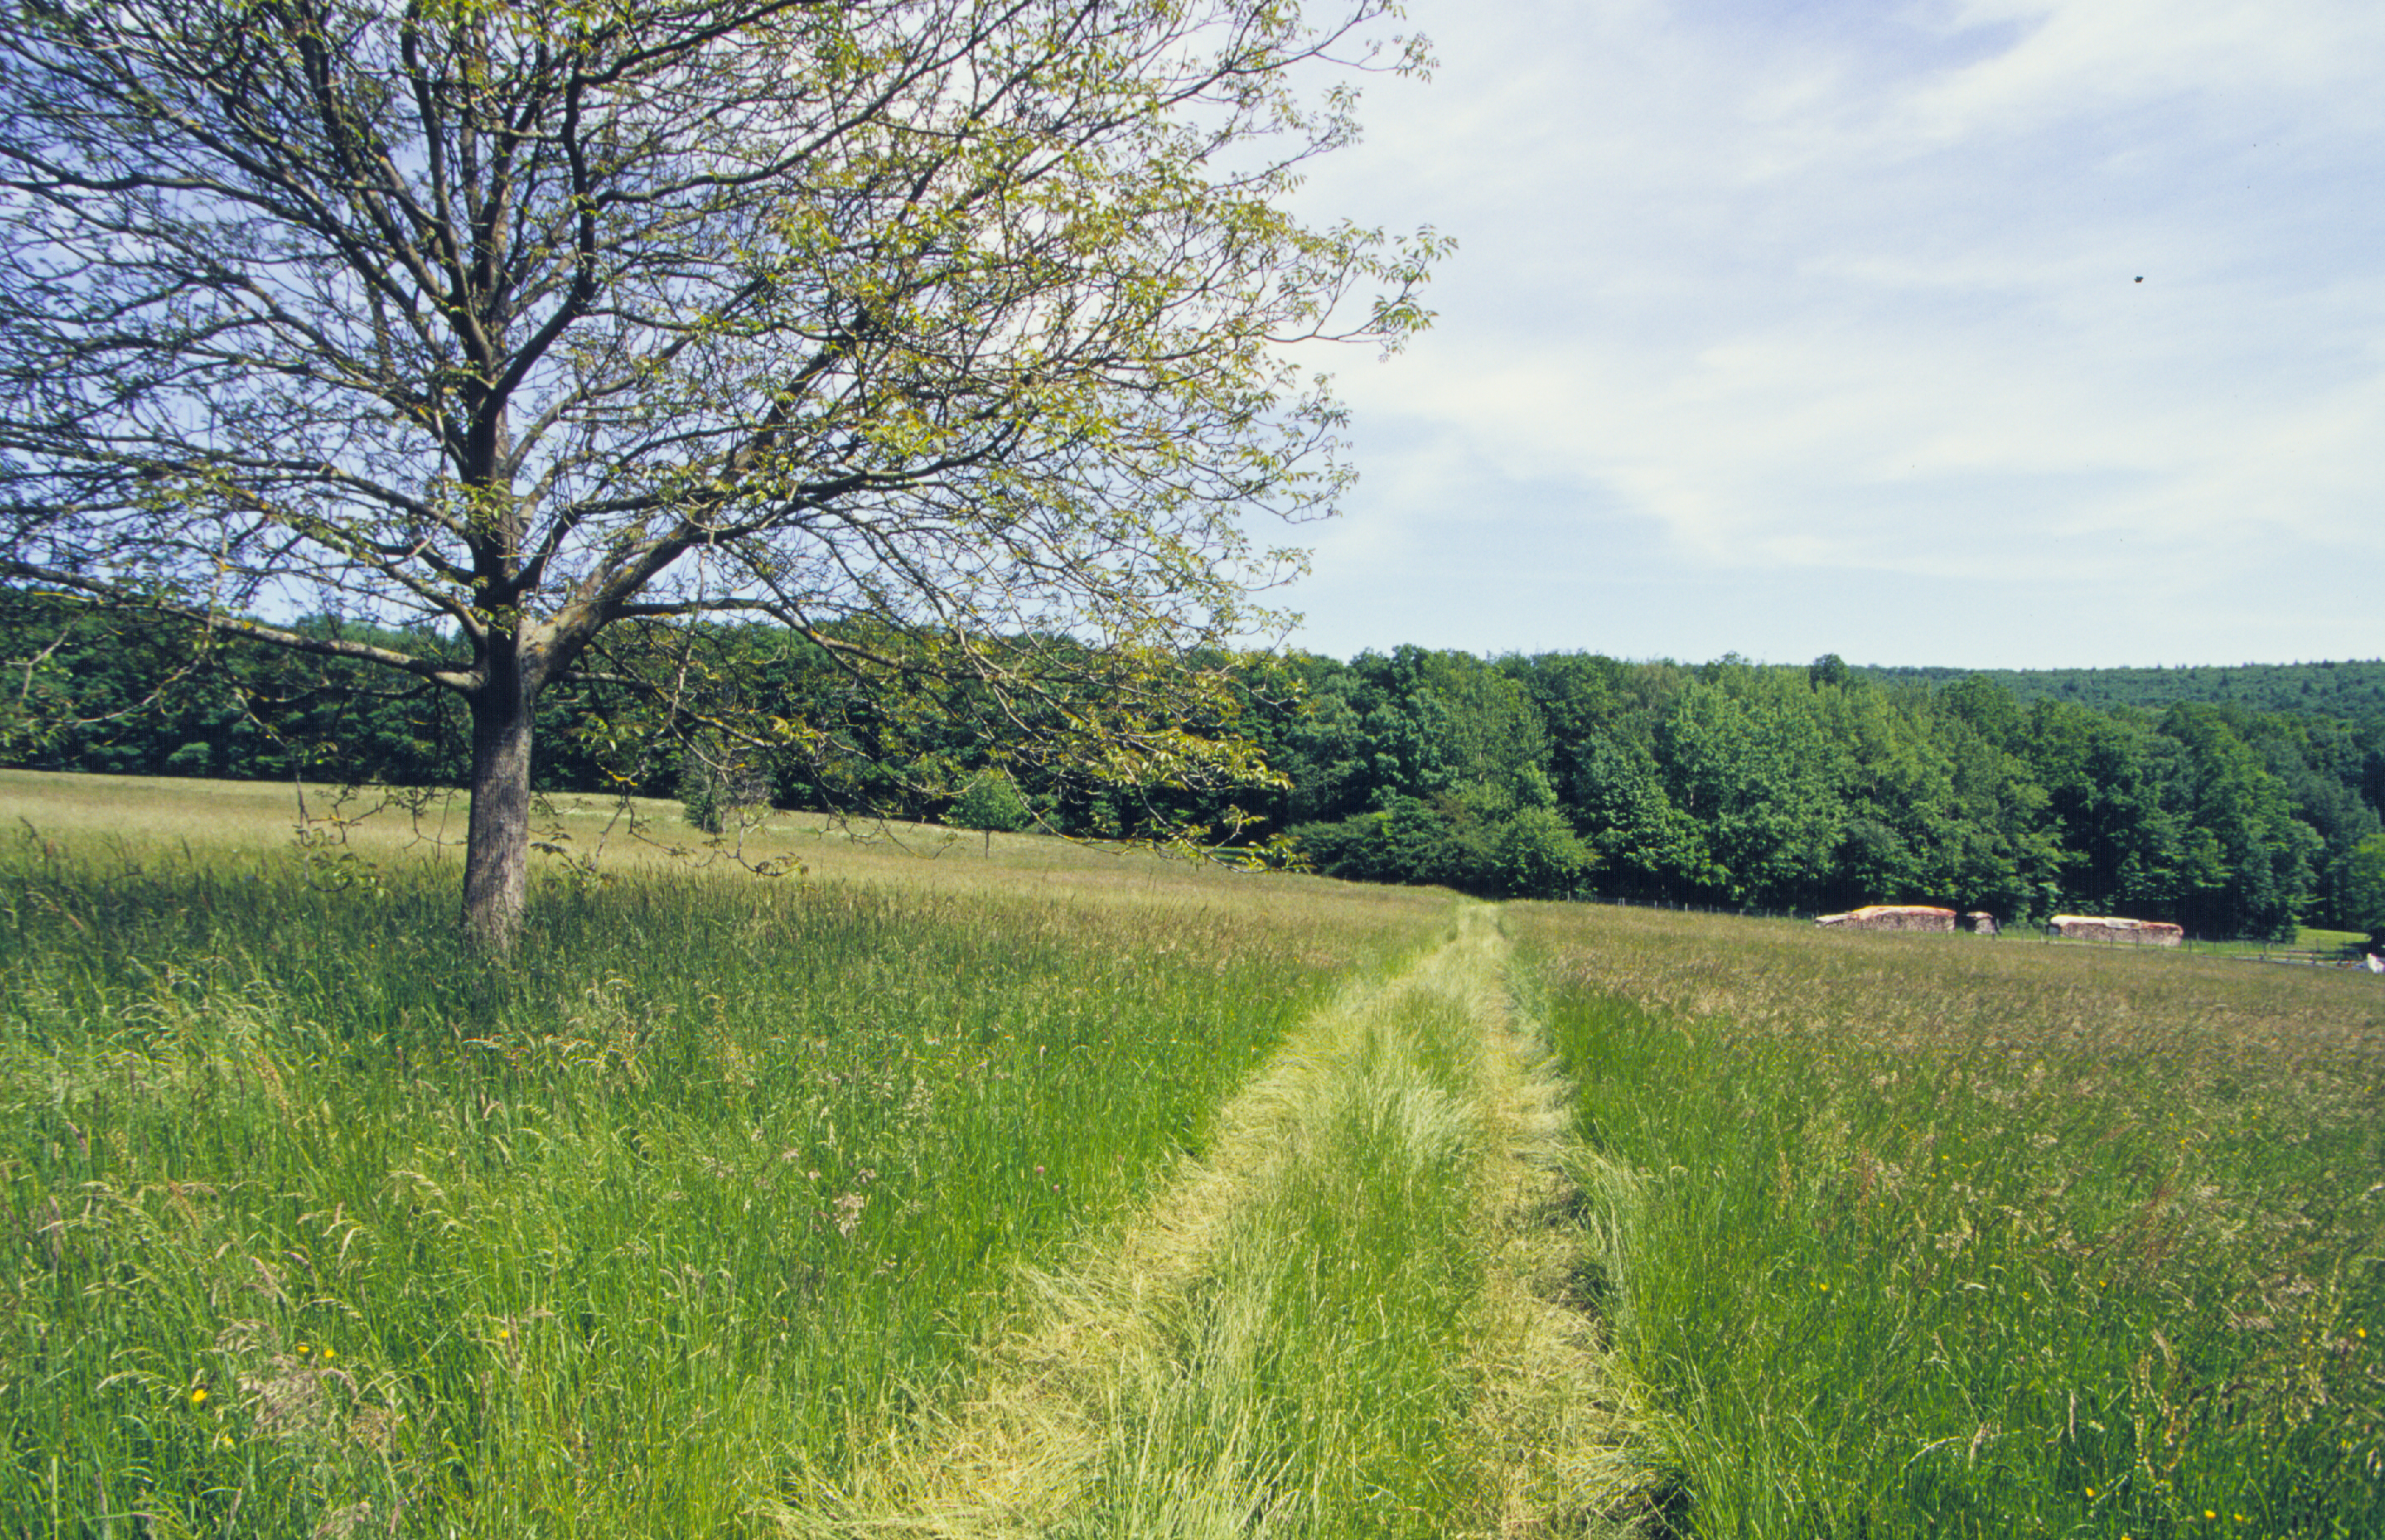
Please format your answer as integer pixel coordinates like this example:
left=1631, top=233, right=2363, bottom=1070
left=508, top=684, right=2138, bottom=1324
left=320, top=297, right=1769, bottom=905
left=1268, top=0, right=2385, bottom=670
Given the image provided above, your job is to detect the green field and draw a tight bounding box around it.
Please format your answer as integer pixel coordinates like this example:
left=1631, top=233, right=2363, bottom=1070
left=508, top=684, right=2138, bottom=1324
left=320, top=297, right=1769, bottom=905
left=1518, top=902, right=2385, bottom=1538
left=4, top=770, right=2380, bottom=1537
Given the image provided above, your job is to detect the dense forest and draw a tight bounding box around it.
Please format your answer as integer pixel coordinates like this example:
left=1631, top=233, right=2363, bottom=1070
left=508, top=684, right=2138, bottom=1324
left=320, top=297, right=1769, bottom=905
left=9, top=592, right=2384, bottom=942
left=1858, top=659, right=2385, bottom=719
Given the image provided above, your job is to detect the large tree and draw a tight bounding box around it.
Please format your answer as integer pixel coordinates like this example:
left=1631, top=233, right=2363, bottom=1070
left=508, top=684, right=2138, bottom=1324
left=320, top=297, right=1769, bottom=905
left=0, top=0, right=1438, bottom=945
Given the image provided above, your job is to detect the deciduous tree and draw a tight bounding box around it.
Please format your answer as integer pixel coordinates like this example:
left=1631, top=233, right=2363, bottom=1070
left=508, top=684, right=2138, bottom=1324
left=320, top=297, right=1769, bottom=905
left=0, top=0, right=1438, bottom=946
left=949, top=764, right=1033, bottom=851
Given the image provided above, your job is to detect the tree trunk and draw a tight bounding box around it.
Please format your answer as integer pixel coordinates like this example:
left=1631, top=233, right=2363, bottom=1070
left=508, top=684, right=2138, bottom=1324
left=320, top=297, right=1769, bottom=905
left=462, top=654, right=535, bottom=952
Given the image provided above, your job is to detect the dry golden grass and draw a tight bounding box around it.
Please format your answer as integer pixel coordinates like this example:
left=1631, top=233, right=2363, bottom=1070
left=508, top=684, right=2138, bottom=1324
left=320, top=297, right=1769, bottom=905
left=0, top=766, right=1442, bottom=942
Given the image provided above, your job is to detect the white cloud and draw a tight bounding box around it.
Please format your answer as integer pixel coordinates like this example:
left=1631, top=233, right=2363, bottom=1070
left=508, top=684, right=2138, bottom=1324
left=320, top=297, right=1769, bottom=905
left=1913, top=0, right=2385, bottom=143
left=1273, top=0, right=2385, bottom=664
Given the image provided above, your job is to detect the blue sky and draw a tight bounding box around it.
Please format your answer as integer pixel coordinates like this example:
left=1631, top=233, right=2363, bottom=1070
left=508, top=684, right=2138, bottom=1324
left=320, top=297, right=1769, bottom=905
left=1272, top=0, right=2385, bottom=668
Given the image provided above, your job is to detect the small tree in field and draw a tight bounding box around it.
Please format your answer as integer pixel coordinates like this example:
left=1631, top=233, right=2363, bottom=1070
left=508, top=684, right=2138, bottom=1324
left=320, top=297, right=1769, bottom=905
left=678, top=753, right=774, bottom=839
left=1491, top=804, right=1595, bottom=899
left=949, top=767, right=1033, bottom=853
left=0, top=0, right=1439, bottom=947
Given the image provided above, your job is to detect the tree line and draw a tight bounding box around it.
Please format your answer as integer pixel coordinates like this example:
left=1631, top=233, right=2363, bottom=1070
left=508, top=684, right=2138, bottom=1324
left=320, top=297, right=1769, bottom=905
left=10, top=594, right=2384, bottom=942
left=1250, top=648, right=2384, bottom=940
left=1857, top=659, right=2385, bottom=720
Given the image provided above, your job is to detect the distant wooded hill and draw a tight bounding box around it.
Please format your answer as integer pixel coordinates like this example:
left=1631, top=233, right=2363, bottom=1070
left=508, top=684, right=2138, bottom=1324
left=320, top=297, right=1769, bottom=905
left=8, top=583, right=2383, bottom=941
left=1856, top=660, right=2385, bottom=720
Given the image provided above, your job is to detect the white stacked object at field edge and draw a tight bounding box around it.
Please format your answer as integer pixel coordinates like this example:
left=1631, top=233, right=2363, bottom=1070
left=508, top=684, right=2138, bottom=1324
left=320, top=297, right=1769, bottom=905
left=1813, top=906, right=1957, bottom=933
left=2044, top=915, right=2185, bottom=947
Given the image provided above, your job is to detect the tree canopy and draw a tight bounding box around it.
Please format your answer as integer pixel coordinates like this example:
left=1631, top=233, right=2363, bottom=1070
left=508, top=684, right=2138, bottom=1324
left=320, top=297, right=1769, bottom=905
left=0, top=0, right=1439, bottom=944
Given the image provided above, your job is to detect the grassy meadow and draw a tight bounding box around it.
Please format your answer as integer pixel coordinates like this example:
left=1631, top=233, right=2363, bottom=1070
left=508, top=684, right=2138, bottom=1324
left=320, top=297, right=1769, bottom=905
left=0, top=770, right=1445, bottom=1537
left=1518, top=902, right=2385, bottom=1538
left=7, top=767, right=2383, bottom=1537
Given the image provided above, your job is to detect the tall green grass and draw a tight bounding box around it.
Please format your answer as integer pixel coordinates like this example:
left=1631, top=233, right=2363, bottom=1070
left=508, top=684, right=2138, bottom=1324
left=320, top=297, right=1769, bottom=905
left=1519, top=903, right=2385, bottom=1539
left=1, top=832, right=1425, bottom=1538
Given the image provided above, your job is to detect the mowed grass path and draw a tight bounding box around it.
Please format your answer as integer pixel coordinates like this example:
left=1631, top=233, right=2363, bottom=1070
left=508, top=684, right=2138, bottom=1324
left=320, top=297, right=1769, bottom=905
left=780, top=903, right=1650, bottom=1538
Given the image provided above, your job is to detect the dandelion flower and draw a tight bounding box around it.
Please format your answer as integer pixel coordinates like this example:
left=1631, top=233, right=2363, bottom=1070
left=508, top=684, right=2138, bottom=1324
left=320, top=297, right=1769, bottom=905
left=2085, top=1486, right=2096, bottom=1498
left=2205, top=1510, right=2217, bottom=1520
left=189, top=1387, right=208, bottom=1406
left=1818, top=1282, right=1830, bottom=1292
